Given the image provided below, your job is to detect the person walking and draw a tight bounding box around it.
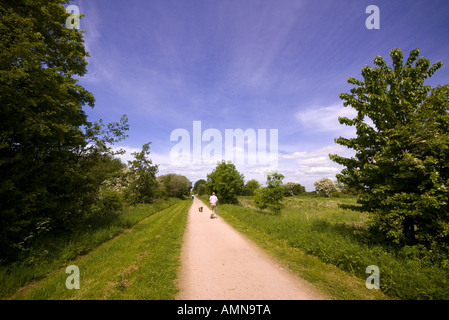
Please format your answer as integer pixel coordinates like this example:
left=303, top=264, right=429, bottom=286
left=209, top=192, right=218, bottom=219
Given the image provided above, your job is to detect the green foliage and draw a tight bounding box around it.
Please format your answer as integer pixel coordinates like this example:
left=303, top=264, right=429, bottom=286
left=157, top=173, right=192, bottom=198
left=254, top=172, right=285, bottom=214
left=0, top=198, right=181, bottom=299
left=197, top=183, right=208, bottom=196
left=219, top=196, right=449, bottom=299
left=244, top=179, right=261, bottom=196
left=206, top=161, right=245, bottom=204
left=127, top=143, right=159, bottom=204
left=283, top=182, right=306, bottom=197
left=330, top=48, right=449, bottom=249
left=314, top=178, right=338, bottom=197
left=92, top=189, right=124, bottom=216
left=192, top=179, right=207, bottom=194
left=0, top=0, right=131, bottom=259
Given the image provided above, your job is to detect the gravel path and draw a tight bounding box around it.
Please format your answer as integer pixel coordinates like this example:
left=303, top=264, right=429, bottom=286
left=176, top=197, right=328, bottom=300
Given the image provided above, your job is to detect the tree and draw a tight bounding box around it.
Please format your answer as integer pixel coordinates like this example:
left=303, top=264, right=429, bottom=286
left=314, top=178, right=338, bottom=197
left=244, top=179, right=261, bottom=196
left=254, top=172, right=285, bottom=214
left=0, top=0, right=109, bottom=259
left=157, top=174, right=192, bottom=198
left=193, top=179, right=207, bottom=194
left=283, top=182, right=306, bottom=196
left=197, top=184, right=209, bottom=196
left=330, top=48, right=449, bottom=248
left=127, top=143, right=159, bottom=204
left=206, top=161, right=245, bottom=204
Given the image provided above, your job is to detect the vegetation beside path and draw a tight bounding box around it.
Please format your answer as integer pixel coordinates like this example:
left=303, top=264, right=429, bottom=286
left=3, top=199, right=189, bottom=300
left=200, top=195, right=448, bottom=300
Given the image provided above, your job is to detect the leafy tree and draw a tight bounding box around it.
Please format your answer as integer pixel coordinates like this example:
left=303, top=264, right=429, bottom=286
left=254, top=172, right=285, bottom=214
left=314, top=178, right=338, bottom=197
left=330, top=48, right=449, bottom=248
left=244, top=179, right=261, bottom=196
left=0, top=0, right=126, bottom=259
left=197, top=183, right=209, bottom=196
left=90, top=155, right=127, bottom=216
left=157, top=174, right=192, bottom=199
left=206, top=161, right=244, bottom=204
left=127, top=143, right=159, bottom=204
left=192, top=179, right=207, bottom=194
left=283, top=182, right=306, bottom=196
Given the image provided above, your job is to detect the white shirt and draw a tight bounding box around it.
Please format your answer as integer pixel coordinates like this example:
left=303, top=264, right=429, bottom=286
left=209, top=195, right=218, bottom=205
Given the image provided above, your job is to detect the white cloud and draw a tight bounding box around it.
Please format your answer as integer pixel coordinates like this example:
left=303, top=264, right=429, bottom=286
left=296, top=104, right=357, bottom=137
left=112, top=142, right=354, bottom=191
left=278, top=144, right=354, bottom=191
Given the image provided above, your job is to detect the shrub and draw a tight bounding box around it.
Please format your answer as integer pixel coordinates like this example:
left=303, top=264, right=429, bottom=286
left=314, top=178, right=338, bottom=197
left=254, top=172, right=285, bottom=214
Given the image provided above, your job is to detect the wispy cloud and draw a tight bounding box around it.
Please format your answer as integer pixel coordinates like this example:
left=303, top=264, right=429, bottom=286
left=295, top=104, right=357, bottom=137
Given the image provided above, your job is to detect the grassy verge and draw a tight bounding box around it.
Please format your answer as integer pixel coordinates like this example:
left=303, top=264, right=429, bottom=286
left=8, top=199, right=190, bottom=300
left=199, top=195, right=448, bottom=300
left=1, top=198, right=182, bottom=299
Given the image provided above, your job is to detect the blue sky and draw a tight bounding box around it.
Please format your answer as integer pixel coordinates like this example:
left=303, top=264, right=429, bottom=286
left=73, top=0, right=449, bottom=190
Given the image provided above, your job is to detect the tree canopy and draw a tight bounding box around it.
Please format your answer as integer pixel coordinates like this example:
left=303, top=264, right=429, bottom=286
left=157, top=173, right=192, bottom=199
left=330, top=48, right=449, bottom=249
left=206, top=161, right=244, bottom=204
left=244, top=179, right=261, bottom=196
left=0, top=0, right=128, bottom=259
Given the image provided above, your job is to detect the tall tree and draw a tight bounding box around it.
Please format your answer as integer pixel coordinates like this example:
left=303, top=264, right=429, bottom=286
left=0, top=0, right=128, bottom=259
left=127, top=143, right=159, bottom=204
left=330, top=48, right=449, bottom=248
left=206, top=161, right=244, bottom=204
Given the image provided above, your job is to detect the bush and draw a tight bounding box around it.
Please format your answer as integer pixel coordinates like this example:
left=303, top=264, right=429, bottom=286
left=254, top=172, right=285, bottom=214
left=314, top=178, right=338, bottom=197
left=244, top=179, right=261, bottom=196
left=283, top=182, right=306, bottom=196
left=92, top=189, right=124, bottom=216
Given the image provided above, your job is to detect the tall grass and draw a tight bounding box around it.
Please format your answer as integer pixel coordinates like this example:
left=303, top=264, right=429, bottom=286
left=217, top=195, right=448, bottom=300
left=0, top=198, right=181, bottom=299
left=9, top=199, right=190, bottom=300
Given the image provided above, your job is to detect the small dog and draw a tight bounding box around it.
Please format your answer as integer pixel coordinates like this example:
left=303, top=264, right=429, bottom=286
left=198, top=206, right=203, bottom=212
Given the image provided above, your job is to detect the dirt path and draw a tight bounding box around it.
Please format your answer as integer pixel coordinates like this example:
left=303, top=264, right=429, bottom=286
left=176, top=198, right=328, bottom=300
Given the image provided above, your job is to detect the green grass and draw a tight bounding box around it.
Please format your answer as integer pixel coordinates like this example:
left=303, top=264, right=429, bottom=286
left=1, top=198, right=186, bottom=299
left=7, top=199, right=190, bottom=300
left=200, top=195, right=448, bottom=300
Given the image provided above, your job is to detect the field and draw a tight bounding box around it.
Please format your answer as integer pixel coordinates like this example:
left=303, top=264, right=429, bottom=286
left=207, top=195, right=448, bottom=300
